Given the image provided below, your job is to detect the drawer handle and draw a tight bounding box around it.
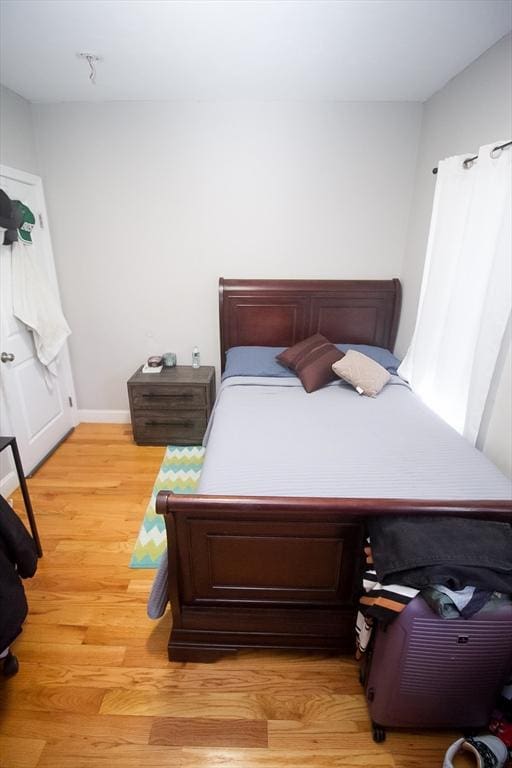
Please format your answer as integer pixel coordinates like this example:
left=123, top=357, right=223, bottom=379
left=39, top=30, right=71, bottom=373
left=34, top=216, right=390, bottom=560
left=145, top=420, right=193, bottom=428
left=142, top=393, right=194, bottom=399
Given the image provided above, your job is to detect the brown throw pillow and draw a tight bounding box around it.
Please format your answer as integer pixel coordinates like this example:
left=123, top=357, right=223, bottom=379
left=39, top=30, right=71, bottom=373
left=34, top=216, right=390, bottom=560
left=276, top=333, right=326, bottom=370
left=277, top=334, right=344, bottom=393
left=332, top=349, right=390, bottom=397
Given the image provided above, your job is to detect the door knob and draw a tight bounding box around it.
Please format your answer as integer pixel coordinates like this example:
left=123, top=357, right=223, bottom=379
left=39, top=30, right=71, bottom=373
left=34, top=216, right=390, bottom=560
left=1, top=352, right=15, bottom=363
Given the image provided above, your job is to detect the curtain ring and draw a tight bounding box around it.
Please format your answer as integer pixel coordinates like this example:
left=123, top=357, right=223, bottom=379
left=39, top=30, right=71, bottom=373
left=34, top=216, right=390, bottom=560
left=462, top=157, right=475, bottom=170
left=490, top=146, right=503, bottom=160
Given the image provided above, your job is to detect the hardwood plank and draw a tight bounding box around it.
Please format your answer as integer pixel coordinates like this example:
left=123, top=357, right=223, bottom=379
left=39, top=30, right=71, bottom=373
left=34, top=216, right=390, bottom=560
left=268, top=720, right=373, bottom=746
left=31, top=564, right=137, bottom=585
left=27, top=590, right=139, bottom=605
left=84, top=621, right=169, bottom=649
left=28, top=574, right=132, bottom=592
left=126, top=578, right=155, bottom=593
left=100, top=691, right=368, bottom=721
left=9, top=664, right=359, bottom=696
left=269, top=723, right=465, bottom=764
left=43, top=548, right=133, bottom=567
left=35, top=743, right=181, bottom=768
left=32, top=498, right=147, bottom=514
left=0, top=710, right=151, bottom=746
left=11, top=641, right=126, bottom=666
left=0, top=735, right=46, bottom=768
left=17, top=624, right=87, bottom=645
left=54, top=540, right=133, bottom=554
left=176, top=651, right=359, bottom=671
left=150, top=717, right=268, bottom=748
left=37, top=526, right=141, bottom=543
left=26, top=478, right=124, bottom=490
left=24, top=603, right=155, bottom=627
left=121, top=644, right=356, bottom=670
left=0, top=684, right=106, bottom=715
left=35, top=743, right=396, bottom=768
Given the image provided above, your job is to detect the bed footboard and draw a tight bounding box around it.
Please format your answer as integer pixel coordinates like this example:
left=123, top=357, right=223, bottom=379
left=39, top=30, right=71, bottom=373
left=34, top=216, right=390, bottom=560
left=156, top=492, right=512, bottom=662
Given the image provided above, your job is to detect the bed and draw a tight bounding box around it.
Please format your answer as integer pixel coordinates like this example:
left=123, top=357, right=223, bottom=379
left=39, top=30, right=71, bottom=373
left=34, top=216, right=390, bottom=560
left=155, top=278, right=512, bottom=662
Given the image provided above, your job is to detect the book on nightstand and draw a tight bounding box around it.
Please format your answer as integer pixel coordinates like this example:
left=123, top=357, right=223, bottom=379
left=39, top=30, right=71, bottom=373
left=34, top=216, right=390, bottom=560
left=141, top=364, right=163, bottom=373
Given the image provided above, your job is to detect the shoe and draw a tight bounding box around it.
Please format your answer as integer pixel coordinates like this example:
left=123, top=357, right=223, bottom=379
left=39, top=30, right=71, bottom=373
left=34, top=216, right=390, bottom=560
left=443, top=734, right=509, bottom=768
left=2, top=651, right=19, bottom=678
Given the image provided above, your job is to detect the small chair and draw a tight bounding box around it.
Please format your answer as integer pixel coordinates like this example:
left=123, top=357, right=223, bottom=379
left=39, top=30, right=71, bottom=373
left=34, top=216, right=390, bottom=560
left=0, top=436, right=42, bottom=557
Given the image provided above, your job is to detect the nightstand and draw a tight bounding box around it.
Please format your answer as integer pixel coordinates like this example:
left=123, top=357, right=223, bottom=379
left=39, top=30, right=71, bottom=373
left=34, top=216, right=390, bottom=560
left=127, top=365, right=216, bottom=446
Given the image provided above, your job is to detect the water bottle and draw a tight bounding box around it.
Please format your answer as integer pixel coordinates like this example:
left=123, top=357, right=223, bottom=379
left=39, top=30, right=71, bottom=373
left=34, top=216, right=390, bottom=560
left=192, top=346, right=200, bottom=368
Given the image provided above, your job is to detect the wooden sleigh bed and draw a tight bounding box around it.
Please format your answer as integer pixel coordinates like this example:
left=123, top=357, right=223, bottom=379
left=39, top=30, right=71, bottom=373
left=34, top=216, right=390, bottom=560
left=156, top=278, right=512, bottom=662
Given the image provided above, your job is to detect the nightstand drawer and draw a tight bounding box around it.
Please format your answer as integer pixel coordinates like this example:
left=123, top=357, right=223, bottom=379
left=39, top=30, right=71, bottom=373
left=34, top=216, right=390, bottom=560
left=132, top=409, right=207, bottom=445
left=131, top=385, right=206, bottom=410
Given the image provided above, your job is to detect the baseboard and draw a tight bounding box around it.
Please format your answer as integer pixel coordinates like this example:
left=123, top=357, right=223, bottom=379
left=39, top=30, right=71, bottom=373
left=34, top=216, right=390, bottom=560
left=78, top=410, right=131, bottom=424
left=0, top=469, right=19, bottom=498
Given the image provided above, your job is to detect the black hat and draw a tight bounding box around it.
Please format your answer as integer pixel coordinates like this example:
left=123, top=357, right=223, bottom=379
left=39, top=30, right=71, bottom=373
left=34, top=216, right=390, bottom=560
left=0, top=188, right=22, bottom=245
left=0, top=189, right=13, bottom=229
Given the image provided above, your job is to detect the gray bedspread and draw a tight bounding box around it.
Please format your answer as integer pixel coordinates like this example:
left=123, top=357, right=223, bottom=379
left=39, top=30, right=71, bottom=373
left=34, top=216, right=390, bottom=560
left=148, top=375, right=511, bottom=618
left=199, top=376, right=512, bottom=500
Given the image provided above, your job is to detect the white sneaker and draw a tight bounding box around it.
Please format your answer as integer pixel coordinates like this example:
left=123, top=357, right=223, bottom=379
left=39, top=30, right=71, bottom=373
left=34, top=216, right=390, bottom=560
left=443, top=734, right=509, bottom=768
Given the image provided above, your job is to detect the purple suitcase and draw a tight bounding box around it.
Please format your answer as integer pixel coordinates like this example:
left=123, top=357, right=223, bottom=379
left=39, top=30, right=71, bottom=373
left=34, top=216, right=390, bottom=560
left=362, top=595, right=512, bottom=742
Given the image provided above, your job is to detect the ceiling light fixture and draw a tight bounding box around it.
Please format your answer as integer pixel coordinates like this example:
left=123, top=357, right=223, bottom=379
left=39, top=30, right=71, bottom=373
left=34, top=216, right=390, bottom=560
left=77, top=52, right=102, bottom=85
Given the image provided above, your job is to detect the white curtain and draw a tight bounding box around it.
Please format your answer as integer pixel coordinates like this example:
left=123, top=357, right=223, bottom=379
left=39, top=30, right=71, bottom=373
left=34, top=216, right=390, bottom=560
left=399, top=141, right=511, bottom=445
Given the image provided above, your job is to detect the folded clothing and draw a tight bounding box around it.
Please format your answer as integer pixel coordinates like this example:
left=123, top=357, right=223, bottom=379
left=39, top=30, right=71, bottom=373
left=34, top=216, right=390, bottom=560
left=368, top=516, right=512, bottom=593
left=355, top=567, right=419, bottom=656
left=421, top=587, right=512, bottom=619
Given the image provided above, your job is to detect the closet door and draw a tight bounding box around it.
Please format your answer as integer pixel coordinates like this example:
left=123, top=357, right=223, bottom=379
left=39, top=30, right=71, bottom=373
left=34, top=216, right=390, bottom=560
left=0, top=165, right=77, bottom=492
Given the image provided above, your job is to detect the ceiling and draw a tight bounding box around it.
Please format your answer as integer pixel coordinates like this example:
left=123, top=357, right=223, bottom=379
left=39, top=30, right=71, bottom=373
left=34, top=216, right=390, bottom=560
left=0, top=0, right=511, bottom=103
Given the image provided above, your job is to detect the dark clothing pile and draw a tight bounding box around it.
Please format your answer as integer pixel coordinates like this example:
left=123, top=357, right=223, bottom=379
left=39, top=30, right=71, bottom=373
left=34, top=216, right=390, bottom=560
left=368, top=515, right=512, bottom=594
left=0, top=494, right=38, bottom=651
left=356, top=515, right=512, bottom=656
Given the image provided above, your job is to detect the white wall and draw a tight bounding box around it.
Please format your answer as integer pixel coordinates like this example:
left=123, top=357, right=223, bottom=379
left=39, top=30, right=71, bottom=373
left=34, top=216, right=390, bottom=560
left=0, top=84, right=38, bottom=174
left=398, top=34, right=512, bottom=477
left=32, top=101, right=422, bottom=411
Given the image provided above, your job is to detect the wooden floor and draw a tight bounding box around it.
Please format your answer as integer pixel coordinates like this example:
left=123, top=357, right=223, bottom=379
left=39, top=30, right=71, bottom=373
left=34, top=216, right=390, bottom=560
left=0, top=424, right=472, bottom=768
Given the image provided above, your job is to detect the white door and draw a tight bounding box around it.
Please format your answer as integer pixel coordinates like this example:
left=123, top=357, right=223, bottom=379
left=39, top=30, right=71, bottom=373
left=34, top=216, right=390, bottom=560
left=0, top=165, right=77, bottom=489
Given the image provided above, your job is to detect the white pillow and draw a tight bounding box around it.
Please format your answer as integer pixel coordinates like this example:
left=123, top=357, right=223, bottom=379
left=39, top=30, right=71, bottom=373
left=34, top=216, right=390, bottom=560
left=332, top=349, right=390, bottom=397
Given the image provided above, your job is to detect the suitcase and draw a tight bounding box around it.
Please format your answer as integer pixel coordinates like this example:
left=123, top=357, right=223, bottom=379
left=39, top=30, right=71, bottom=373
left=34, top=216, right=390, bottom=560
left=361, top=595, right=512, bottom=743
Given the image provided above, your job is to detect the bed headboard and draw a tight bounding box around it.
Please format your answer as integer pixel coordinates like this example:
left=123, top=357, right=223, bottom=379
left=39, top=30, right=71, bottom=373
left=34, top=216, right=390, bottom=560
left=219, top=278, right=402, bottom=371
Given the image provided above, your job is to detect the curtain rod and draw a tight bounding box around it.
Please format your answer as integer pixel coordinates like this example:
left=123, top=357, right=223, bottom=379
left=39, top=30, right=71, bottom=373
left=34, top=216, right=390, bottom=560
left=432, top=140, right=512, bottom=175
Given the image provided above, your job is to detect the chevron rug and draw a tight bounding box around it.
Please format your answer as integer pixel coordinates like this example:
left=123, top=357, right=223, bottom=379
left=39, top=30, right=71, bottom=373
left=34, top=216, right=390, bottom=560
left=129, top=445, right=205, bottom=568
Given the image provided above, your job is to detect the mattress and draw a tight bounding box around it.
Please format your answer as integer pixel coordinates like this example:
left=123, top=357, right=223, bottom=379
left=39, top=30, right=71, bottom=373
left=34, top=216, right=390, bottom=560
left=198, top=375, right=512, bottom=500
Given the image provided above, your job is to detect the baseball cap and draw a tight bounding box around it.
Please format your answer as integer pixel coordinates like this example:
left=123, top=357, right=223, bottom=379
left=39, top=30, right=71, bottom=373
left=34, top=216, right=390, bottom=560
left=13, top=201, right=35, bottom=244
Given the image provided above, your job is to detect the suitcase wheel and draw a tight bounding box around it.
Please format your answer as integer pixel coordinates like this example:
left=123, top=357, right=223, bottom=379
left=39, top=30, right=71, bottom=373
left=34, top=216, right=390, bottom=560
left=372, top=722, right=386, bottom=743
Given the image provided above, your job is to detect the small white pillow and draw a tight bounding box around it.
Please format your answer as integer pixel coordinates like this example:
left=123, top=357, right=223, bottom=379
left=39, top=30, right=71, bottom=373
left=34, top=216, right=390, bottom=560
left=332, top=350, right=390, bottom=397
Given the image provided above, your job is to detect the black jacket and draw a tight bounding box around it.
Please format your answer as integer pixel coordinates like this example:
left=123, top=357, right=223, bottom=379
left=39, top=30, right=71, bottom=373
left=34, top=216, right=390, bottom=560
left=368, top=515, right=512, bottom=592
left=0, top=494, right=38, bottom=650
